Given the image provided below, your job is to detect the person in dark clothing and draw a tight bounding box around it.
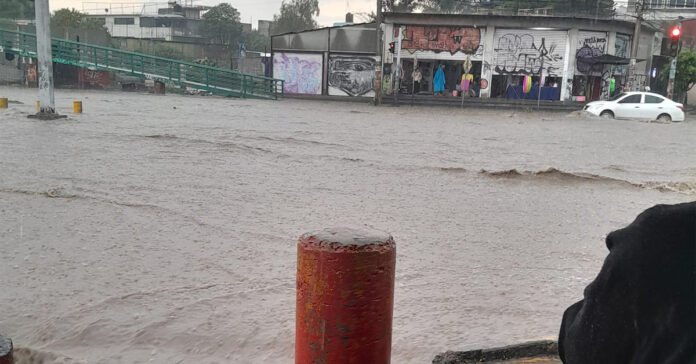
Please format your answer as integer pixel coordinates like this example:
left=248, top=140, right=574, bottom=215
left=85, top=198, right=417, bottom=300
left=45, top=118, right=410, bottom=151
left=559, top=202, right=695, bottom=364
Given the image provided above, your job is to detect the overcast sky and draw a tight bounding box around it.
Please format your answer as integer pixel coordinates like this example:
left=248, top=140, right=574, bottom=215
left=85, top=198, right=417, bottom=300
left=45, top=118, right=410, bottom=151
left=49, top=0, right=375, bottom=28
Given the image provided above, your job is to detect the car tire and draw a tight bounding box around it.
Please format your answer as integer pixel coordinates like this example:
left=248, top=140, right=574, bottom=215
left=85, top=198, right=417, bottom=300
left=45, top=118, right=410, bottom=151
left=657, top=113, right=672, bottom=122
left=600, top=110, right=614, bottom=119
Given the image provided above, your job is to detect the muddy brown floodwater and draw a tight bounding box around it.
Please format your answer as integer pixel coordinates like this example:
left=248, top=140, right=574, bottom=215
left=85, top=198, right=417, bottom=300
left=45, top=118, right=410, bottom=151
left=1, top=86, right=694, bottom=363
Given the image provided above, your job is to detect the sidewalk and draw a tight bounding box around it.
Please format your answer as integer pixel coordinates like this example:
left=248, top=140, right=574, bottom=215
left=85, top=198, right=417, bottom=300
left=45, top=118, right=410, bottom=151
left=283, top=93, right=584, bottom=112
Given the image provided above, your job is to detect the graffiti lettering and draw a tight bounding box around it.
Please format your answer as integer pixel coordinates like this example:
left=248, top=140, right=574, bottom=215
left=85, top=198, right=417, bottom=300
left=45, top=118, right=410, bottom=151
left=398, top=26, right=481, bottom=55
left=494, top=34, right=562, bottom=75
left=576, top=33, right=607, bottom=74
left=328, top=56, right=376, bottom=97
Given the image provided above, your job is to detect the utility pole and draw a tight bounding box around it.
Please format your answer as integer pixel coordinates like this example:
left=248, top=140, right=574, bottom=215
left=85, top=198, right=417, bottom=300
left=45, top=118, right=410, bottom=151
left=628, top=0, right=644, bottom=92
left=30, top=0, right=64, bottom=119
left=393, top=26, right=403, bottom=106
left=374, top=0, right=383, bottom=105
left=667, top=58, right=677, bottom=100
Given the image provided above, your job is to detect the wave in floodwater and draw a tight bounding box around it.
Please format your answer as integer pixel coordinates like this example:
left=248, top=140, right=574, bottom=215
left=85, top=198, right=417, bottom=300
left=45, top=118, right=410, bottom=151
left=479, top=167, right=696, bottom=195
left=142, top=134, right=280, bottom=155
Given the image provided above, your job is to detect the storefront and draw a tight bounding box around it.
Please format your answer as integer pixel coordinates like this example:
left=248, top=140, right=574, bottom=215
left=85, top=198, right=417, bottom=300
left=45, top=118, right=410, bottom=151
left=270, top=13, right=660, bottom=102
left=381, top=13, right=660, bottom=102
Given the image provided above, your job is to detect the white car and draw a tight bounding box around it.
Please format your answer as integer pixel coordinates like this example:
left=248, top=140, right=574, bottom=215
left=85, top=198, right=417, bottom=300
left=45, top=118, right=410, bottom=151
left=584, top=92, right=685, bottom=122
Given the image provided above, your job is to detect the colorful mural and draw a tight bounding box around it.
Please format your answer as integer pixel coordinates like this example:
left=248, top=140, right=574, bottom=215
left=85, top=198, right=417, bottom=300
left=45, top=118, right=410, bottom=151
left=78, top=68, right=110, bottom=87
left=273, top=53, right=323, bottom=95
left=397, top=26, right=481, bottom=55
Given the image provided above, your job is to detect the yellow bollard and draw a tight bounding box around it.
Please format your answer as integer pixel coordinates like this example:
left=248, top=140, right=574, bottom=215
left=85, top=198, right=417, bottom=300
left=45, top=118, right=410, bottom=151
left=73, top=101, right=82, bottom=114
left=0, top=98, right=7, bottom=109
left=36, top=101, right=40, bottom=111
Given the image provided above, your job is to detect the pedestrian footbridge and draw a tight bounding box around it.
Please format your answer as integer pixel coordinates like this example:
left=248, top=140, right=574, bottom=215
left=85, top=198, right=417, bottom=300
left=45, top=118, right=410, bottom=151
left=0, top=28, right=284, bottom=100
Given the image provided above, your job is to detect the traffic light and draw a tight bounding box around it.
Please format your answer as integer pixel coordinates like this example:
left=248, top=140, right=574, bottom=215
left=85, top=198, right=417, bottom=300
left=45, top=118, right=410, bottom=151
left=669, top=26, right=681, bottom=57
left=388, top=42, right=395, bottom=54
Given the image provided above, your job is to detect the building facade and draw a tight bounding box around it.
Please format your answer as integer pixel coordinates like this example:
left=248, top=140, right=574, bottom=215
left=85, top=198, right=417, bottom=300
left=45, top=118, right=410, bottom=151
left=271, top=23, right=377, bottom=96
left=382, top=13, right=660, bottom=102
left=271, top=13, right=660, bottom=102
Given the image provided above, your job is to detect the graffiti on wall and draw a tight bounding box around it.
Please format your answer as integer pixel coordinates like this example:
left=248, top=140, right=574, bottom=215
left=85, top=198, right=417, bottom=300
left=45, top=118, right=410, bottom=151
left=78, top=68, right=110, bottom=87
left=273, top=53, right=322, bottom=95
left=576, top=33, right=607, bottom=74
left=328, top=56, right=376, bottom=97
left=398, top=26, right=481, bottom=55
left=494, top=33, right=563, bottom=75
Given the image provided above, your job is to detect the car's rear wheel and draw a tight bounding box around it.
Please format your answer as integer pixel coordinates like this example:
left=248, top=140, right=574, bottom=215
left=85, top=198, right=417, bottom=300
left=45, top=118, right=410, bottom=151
left=657, top=113, right=672, bottom=122
left=600, top=110, right=614, bottom=119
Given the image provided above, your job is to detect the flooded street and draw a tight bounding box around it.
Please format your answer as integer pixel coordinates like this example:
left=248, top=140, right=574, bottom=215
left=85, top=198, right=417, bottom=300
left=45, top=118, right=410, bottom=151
left=1, top=86, right=694, bottom=363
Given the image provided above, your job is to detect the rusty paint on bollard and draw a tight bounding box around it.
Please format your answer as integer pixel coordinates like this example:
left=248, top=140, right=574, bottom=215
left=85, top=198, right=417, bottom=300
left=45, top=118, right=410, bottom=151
left=0, top=335, right=13, bottom=364
left=296, top=227, right=396, bottom=364
left=73, top=101, right=82, bottom=113
left=0, top=98, right=7, bottom=109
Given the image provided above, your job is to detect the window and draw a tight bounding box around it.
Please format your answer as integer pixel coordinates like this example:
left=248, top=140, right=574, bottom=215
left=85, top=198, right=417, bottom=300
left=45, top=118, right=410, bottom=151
left=140, top=17, right=155, bottom=27
left=619, top=94, right=642, bottom=104
left=645, top=95, right=665, bottom=104
left=608, top=92, right=626, bottom=101
left=114, top=17, right=135, bottom=25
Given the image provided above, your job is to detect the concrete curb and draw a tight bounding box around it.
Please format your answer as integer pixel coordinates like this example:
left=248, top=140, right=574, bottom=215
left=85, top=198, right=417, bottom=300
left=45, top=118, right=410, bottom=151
left=432, top=340, right=559, bottom=364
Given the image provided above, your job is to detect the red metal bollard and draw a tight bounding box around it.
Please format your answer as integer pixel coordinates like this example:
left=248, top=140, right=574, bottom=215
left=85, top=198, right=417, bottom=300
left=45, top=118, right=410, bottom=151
left=296, top=227, right=396, bottom=364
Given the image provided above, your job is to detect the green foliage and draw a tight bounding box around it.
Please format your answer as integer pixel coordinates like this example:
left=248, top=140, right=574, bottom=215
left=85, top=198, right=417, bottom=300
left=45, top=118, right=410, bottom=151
left=0, top=0, right=34, bottom=20
left=202, top=3, right=243, bottom=45
left=51, top=8, right=109, bottom=42
left=243, top=31, right=271, bottom=52
left=660, top=51, right=696, bottom=103
left=383, top=0, right=420, bottom=12
left=271, top=0, right=319, bottom=35
left=134, top=43, right=189, bottom=61
left=499, top=0, right=614, bottom=15
left=420, top=0, right=614, bottom=16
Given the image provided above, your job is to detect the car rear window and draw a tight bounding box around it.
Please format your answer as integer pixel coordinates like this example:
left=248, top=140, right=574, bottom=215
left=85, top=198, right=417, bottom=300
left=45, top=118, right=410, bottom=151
left=645, top=95, right=665, bottom=104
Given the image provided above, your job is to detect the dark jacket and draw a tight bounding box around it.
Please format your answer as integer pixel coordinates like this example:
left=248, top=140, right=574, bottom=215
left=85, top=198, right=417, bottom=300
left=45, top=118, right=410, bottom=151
left=559, top=202, right=695, bottom=364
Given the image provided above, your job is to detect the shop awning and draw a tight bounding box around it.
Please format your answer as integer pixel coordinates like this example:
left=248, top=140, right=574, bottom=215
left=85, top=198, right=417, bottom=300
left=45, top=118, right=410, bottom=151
left=584, top=55, right=643, bottom=65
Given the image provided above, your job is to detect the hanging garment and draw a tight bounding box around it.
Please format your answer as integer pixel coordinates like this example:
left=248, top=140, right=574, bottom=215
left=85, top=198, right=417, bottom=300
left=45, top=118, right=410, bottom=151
left=433, top=67, right=445, bottom=93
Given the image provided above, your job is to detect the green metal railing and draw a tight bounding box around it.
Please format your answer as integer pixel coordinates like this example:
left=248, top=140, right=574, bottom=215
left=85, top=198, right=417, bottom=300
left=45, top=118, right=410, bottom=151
left=0, top=28, right=284, bottom=100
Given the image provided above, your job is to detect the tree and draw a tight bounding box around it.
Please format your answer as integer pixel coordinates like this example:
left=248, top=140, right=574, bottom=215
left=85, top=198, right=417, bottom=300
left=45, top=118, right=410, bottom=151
left=660, top=50, right=696, bottom=104
left=500, top=0, right=613, bottom=17
left=243, top=31, right=271, bottom=52
left=51, top=8, right=109, bottom=43
left=271, top=0, right=319, bottom=35
left=354, top=11, right=376, bottom=22
left=382, top=0, right=421, bottom=12
left=202, top=3, right=243, bottom=45
left=0, top=0, right=34, bottom=20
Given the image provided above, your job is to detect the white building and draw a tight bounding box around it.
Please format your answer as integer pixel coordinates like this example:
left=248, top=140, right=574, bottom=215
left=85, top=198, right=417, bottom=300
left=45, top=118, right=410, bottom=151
left=88, top=3, right=206, bottom=42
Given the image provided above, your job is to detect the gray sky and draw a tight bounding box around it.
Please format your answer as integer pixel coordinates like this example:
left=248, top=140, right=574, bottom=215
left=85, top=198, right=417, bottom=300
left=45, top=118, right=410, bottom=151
left=50, top=0, right=374, bottom=28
